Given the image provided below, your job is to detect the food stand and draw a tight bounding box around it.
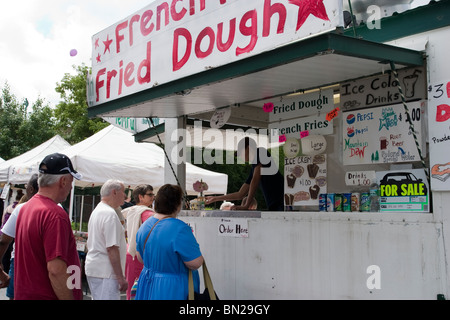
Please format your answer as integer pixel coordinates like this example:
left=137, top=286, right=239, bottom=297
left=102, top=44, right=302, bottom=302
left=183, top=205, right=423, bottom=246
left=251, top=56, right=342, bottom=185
left=87, top=0, right=450, bottom=299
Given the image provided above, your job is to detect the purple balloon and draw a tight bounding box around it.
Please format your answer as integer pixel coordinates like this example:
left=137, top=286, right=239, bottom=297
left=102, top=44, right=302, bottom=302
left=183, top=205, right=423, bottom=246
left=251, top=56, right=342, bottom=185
left=70, top=49, right=78, bottom=57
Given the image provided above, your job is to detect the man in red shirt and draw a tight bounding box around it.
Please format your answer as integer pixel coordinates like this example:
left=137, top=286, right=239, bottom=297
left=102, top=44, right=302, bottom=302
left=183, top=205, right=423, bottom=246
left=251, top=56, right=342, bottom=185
left=14, top=153, right=83, bottom=300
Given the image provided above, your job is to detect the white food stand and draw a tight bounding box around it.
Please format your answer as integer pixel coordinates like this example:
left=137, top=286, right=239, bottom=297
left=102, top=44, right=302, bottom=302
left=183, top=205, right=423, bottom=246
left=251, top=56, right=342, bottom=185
left=87, top=0, right=450, bottom=299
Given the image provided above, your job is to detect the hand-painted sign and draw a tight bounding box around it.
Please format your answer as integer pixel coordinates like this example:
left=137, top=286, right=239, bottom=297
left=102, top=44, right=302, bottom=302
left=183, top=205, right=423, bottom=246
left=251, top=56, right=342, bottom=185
left=340, top=67, right=426, bottom=110
left=88, top=0, right=343, bottom=106
left=218, top=218, right=248, bottom=238
left=268, top=89, right=335, bottom=122
left=345, top=171, right=376, bottom=187
left=376, top=169, right=429, bottom=213
left=284, top=155, right=327, bottom=208
left=428, top=79, right=450, bottom=191
left=269, top=114, right=333, bottom=141
left=342, top=101, right=425, bottom=165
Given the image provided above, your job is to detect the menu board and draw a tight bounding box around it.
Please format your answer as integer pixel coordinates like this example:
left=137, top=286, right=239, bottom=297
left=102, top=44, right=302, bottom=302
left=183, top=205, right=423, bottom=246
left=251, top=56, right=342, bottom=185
left=376, top=169, right=429, bottom=213
left=284, top=155, right=327, bottom=207
left=343, top=101, right=425, bottom=165
left=428, top=79, right=450, bottom=191
left=340, top=67, right=426, bottom=109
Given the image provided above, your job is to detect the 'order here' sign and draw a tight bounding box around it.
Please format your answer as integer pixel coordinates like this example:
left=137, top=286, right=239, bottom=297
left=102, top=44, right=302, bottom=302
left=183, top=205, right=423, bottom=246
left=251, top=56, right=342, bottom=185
left=88, top=0, right=343, bottom=106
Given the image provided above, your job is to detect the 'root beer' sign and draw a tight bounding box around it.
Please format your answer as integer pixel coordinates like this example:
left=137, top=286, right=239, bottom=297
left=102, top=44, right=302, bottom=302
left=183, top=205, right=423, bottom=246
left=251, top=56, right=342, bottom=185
left=88, top=0, right=343, bottom=106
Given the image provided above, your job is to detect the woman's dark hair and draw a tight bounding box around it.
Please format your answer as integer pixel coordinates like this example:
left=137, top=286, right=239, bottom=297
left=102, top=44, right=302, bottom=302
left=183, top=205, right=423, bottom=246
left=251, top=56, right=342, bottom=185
left=154, top=184, right=183, bottom=215
left=132, top=184, right=153, bottom=204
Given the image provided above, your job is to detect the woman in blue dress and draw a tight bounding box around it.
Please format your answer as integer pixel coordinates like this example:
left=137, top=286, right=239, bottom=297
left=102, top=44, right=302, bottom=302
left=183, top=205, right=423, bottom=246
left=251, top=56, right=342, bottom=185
left=135, top=184, right=203, bottom=300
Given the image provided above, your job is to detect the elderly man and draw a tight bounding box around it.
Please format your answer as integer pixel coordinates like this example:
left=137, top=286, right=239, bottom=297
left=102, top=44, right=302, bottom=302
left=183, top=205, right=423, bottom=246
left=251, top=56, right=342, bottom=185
left=85, top=179, right=127, bottom=300
left=14, top=153, right=83, bottom=300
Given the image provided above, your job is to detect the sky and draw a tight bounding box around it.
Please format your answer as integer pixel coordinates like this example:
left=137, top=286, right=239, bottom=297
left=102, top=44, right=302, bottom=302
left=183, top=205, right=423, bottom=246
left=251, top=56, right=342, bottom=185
left=0, top=0, right=153, bottom=107
left=0, top=0, right=433, bottom=109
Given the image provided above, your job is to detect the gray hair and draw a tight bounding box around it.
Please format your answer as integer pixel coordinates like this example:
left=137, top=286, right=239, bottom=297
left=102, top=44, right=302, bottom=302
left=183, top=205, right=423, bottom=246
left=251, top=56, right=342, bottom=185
left=100, top=179, right=124, bottom=198
left=38, top=173, right=68, bottom=188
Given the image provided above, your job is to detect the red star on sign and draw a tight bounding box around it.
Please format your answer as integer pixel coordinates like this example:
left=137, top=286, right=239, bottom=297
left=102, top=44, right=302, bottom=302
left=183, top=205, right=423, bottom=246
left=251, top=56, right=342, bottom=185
left=289, top=0, right=330, bottom=31
left=96, top=53, right=101, bottom=63
left=103, top=35, right=113, bottom=54
left=95, top=38, right=99, bottom=49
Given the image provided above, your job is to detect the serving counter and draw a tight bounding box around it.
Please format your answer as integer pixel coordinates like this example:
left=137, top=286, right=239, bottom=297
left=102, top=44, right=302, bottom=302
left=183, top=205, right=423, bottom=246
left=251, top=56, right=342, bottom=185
left=178, top=209, right=443, bottom=299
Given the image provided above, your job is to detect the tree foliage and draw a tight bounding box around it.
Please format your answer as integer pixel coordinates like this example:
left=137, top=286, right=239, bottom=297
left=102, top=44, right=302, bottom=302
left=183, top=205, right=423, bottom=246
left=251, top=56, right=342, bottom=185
left=0, top=83, right=56, bottom=160
left=54, top=64, right=108, bottom=144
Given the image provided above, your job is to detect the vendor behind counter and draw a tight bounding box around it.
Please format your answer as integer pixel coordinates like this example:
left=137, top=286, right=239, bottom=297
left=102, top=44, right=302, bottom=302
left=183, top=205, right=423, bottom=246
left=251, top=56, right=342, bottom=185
left=206, top=137, right=284, bottom=211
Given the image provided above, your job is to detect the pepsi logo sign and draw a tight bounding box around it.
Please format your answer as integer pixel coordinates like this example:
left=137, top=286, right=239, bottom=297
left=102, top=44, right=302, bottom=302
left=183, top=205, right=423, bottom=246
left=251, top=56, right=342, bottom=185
left=347, top=127, right=355, bottom=138
left=346, top=114, right=356, bottom=125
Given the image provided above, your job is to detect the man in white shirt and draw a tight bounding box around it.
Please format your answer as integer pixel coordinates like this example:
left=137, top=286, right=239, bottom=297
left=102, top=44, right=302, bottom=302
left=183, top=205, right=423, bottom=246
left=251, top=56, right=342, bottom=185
left=85, top=179, right=127, bottom=300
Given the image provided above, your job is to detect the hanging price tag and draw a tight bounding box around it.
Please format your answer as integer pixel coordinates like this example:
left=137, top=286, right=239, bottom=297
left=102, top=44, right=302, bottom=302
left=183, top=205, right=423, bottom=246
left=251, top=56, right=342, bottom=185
left=263, top=102, right=274, bottom=113
left=326, top=107, right=340, bottom=121
left=300, top=130, right=310, bottom=139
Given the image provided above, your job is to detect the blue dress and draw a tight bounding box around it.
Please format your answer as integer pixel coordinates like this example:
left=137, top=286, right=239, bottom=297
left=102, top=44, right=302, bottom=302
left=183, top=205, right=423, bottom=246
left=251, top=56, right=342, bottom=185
left=135, top=217, right=201, bottom=300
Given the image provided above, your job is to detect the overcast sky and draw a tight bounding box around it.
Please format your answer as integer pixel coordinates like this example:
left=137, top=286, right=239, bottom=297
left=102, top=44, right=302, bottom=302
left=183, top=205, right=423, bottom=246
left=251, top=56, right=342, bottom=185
left=0, top=0, right=433, bottom=108
left=0, top=0, right=152, bottom=107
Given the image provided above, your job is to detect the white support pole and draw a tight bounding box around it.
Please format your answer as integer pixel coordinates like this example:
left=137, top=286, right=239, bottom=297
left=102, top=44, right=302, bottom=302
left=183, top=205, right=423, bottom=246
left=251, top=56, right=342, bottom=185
left=164, top=117, right=187, bottom=191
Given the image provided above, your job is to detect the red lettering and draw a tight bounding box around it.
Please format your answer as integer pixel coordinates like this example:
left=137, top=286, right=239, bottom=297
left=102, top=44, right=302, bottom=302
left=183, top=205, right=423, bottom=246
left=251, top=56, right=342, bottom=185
left=106, top=70, right=118, bottom=99
left=236, top=10, right=258, bottom=56
left=129, top=15, right=140, bottom=47
left=195, top=27, right=215, bottom=59
left=137, top=42, right=152, bottom=84
left=263, top=0, right=286, bottom=37
left=171, top=0, right=187, bottom=21
left=217, top=19, right=236, bottom=52
left=96, top=68, right=106, bottom=102
left=189, top=0, right=195, bottom=15
left=118, top=61, right=124, bottom=95
left=173, top=28, right=192, bottom=71
left=124, top=62, right=135, bottom=87
left=350, top=146, right=367, bottom=158
left=447, top=81, right=450, bottom=98
left=157, top=2, right=170, bottom=30
left=115, top=21, right=128, bottom=53
left=141, top=10, right=155, bottom=36
left=436, top=104, right=450, bottom=122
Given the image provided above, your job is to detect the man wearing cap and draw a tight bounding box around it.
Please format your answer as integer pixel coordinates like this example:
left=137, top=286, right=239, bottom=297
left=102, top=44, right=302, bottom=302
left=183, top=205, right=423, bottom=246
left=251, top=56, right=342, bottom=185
left=14, top=153, right=83, bottom=300
left=206, top=137, right=284, bottom=211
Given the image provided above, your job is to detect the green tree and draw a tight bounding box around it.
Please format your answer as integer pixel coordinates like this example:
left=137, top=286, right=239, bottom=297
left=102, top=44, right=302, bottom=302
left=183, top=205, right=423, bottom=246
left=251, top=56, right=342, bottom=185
left=18, top=98, right=56, bottom=150
left=189, top=148, right=267, bottom=209
left=54, top=64, right=108, bottom=144
left=0, top=83, right=55, bottom=160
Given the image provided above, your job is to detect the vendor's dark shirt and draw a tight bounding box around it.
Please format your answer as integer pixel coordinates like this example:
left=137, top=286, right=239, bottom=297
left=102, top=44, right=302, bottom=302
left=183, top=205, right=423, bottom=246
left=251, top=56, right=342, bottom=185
left=245, top=148, right=284, bottom=211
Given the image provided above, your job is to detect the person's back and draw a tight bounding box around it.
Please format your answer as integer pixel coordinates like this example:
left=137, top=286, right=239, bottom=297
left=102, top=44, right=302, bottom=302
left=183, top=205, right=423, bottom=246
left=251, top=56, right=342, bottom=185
left=139, top=217, right=193, bottom=273
left=85, top=179, right=127, bottom=300
left=15, top=194, right=81, bottom=300
left=136, top=216, right=200, bottom=300
left=85, top=201, right=126, bottom=279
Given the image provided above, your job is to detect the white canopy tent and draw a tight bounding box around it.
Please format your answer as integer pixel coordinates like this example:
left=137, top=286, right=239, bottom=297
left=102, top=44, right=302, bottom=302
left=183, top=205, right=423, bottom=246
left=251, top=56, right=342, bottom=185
left=0, top=135, right=71, bottom=184
left=62, top=125, right=228, bottom=195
